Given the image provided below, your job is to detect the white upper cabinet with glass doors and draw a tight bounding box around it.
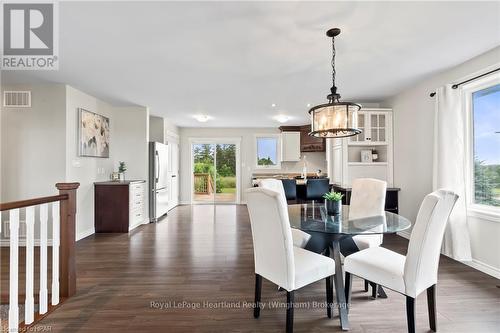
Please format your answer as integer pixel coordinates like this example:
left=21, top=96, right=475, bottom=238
left=350, top=109, right=392, bottom=145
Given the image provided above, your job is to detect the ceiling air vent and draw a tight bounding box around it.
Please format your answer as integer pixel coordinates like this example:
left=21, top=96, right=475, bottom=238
left=3, top=91, right=31, bottom=108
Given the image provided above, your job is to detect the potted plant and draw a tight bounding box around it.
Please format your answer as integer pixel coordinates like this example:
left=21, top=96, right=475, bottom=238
left=118, top=161, right=127, bottom=181
left=323, top=191, right=344, bottom=215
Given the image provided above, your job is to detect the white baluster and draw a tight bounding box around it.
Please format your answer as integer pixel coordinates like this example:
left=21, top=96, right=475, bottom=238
left=39, top=204, right=48, bottom=314
left=8, top=209, right=20, bottom=332
left=51, top=202, right=60, bottom=305
left=25, top=206, right=35, bottom=324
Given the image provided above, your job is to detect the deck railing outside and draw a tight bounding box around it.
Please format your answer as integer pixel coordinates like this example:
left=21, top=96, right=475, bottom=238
left=194, top=173, right=214, bottom=194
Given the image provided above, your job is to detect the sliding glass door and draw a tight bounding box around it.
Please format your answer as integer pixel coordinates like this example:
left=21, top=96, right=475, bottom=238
left=192, top=140, right=239, bottom=204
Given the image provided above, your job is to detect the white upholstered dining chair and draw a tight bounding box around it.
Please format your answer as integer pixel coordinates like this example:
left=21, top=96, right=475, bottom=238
left=257, top=179, right=311, bottom=248
left=246, top=187, right=336, bottom=333
left=349, top=178, right=387, bottom=295
left=344, top=189, right=458, bottom=333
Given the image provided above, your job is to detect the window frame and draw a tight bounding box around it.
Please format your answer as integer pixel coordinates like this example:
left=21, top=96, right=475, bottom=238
left=463, top=72, right=500, bottom=221
left=254, top=134, right=281, bottom=169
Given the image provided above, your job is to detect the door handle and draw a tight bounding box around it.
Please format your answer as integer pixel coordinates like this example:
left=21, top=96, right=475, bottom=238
left=156, top=152, right=160, bottom=183
left=172, top=175, right=176, bottom=178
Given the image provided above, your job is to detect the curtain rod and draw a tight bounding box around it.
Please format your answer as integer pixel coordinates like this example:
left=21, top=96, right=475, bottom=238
left=429, top=67, right=500, bottom=97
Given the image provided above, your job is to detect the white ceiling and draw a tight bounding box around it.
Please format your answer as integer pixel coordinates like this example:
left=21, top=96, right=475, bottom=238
left=3, top=1, right=500, bottom=127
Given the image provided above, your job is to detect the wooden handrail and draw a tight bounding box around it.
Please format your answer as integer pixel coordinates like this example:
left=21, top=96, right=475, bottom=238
left=1, top=182, right=80, bottom=330
left=56, top=182, right=79, bottom=297
left=0, top=194, right=68, bottom=211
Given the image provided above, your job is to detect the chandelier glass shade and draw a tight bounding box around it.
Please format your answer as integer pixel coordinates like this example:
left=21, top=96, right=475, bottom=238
left=308, top=28, right=362, bottom=138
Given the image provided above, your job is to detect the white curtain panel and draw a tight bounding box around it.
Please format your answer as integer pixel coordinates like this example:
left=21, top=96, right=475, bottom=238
left=432, top=85, right=472, bottom=261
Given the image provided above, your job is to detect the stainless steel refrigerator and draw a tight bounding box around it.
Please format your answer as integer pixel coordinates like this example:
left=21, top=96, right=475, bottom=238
left=149, top=142, right=169, bottom=222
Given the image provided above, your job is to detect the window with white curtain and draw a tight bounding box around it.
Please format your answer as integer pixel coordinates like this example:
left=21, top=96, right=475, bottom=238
left=464, top=73, right=500, bottom=216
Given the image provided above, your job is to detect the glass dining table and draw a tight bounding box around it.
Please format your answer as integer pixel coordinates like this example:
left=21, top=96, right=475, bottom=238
left=288, top=203, right=412, bottom=331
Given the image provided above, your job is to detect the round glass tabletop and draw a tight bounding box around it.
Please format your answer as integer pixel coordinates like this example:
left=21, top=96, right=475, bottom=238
left=288, top=203, right=411, bottom=235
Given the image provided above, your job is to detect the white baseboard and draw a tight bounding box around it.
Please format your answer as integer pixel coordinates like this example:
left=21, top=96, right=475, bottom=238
left=464, top=259, right=500, bottom=279
left=129, top=219, right=149, bottom=231
left=76, top=227, right=94, bottom=241
left=397, top=230, right=411, bottom=239
left=396, top=229, right=500, bottom=279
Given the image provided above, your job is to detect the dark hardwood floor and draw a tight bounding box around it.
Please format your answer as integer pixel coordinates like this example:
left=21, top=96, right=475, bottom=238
left=22, top=205, right=500, bottom=332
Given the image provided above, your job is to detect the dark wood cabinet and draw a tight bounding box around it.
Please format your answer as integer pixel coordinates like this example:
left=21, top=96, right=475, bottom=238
left=94, top=180, right=146, bottom=233
left=279, top=125, right=325, bottom=152
left=331, top=185, right=400, bottom=214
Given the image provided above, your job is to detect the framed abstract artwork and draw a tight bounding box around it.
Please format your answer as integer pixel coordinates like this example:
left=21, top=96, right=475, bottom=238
left=78, top=108, right=110, bottom=158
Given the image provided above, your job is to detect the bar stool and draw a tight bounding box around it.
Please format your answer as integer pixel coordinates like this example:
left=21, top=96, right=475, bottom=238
left=306, top=178, right=330, bottom=203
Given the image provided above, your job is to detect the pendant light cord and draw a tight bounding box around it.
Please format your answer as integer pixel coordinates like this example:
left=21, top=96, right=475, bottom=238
left=331, top=36, right=336, bottom=92
left=329, top=34, right=340, bottom=102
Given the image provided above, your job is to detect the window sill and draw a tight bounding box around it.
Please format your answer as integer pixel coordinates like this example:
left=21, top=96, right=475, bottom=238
left=467, top=205, right=500, bottom=223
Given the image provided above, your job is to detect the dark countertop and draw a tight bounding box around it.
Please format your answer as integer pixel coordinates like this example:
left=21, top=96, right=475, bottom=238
left=94, top=180, right=146, bottom=186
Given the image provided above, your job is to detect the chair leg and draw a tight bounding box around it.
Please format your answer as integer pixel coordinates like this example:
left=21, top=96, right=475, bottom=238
left=286, top=291, right=294, bottom=333
left=254, top=274, right=262, bottom=318
left=364, top=279, right=369, bottom=292
left=406, top=296, right=416, bottom=333
left=377, top=285, right=388, bottom=299
left=344, top=272, right=352, bottom=312
left=326, top=276, right=333, bottom=318
left=427, top=284, right=437, bottom=332
left=371, top=282, right=378, bottom=299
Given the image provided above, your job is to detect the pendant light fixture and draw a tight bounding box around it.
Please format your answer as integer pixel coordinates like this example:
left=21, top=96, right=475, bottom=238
left=309, top=28, right=362, bottom=138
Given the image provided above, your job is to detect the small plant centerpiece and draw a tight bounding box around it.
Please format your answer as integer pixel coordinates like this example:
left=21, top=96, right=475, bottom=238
left=118, top=161, right=127, bottom=181
left=323, top=191, right=344, bottom=215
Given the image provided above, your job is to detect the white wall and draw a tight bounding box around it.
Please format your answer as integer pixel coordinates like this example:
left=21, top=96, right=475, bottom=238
left=179, top=127, right=327, bottom=203
left=65, top=85, right=115, bottom=239
left=1, top=83, right=150, bottom=242
left=66, top=88, right=150, bottom=240
left=382, top=46, right=500, bottom=276
left=1, top=84, right=67, bottom=201
left=112, top=105, right=149, bottom=224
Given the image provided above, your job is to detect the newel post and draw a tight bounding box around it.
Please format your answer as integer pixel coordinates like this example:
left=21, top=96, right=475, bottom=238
left=56, top=182, right=80, bottom=298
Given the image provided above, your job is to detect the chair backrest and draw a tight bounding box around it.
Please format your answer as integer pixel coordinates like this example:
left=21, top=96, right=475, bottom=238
left=281, top=179, right=297, bottom=200
left=349, top=178, right=387, bottom=220
left=306, top=178, right=330, bottom=201
left=258, top=179, right=288, bottom=208
left=403, top=189, right=458, bottom=297
left=245, top=187, right=295, bottom=291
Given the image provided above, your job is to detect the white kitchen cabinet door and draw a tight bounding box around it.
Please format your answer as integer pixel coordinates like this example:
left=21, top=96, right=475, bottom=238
left=349, top=110, right=390, bottom=145
left=167, top=142, right=179, bottom=210
left=281, top=132, right=301, bottom=161
left=368, top=112, right=388, bottom=144
left=350, top=111, right=366, bottom=143
left=331, top=145, right=344, bottom=185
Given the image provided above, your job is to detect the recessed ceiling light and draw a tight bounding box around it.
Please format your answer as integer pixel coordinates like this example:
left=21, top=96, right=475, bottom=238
left=273, top=114, right=291, bottom=123
left=193, top=114, right=211, bottom=122
left=306, top=103, right=312, bottom=108
left=271, top=103, right=277, bottom=108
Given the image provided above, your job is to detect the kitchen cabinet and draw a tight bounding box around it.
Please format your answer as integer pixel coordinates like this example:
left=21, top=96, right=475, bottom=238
left=326, top=108, right=394, bottom=186
left=350, top=110, right=391, bottom=145
left=281, top=131, right=301, bottom=161
left=299, top=125, right=325, bottom=152
left=94, top=180, right=146, bottom=233
left=166, top=134, right=180, bottom=210
left=279, top=125, right=325, bottom=152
